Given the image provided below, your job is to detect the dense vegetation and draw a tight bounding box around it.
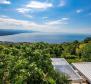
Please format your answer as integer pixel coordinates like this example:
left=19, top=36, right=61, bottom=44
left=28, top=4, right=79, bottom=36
left=0, top=37, right=91, bottom=84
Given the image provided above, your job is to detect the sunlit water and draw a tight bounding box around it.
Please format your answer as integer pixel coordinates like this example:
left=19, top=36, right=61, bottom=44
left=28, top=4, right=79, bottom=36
left=0, top=33, right=90, bottom=43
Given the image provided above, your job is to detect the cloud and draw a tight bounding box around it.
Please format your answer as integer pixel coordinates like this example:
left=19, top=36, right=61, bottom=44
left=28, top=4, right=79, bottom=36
left=0, top=15, right=9, bottom=18
left=61, top=18, right=69, bottom=20
left=16, top=1, right=53, bottom=18
left=26, top=1, right=53, bottom=9
left=17, top=8, right=30, bottom=14
left=59, top=0, right=66, bottom=7
left=46, top=18, right=69, bottom=25
left=17, top=1, right=53, bottom=12
left=0, top=17, right=91, bottom=35
left=0, top=0, right=11, bottom=4
left=0, top=17, right=69, bottom=32
left=16, top=8, right=33, bottom=18
left=76, top=9, right=83, bottom=13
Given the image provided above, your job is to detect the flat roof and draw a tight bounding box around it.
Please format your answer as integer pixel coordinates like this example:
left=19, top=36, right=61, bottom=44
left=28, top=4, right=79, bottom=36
left=51, top=58, right=82, bottom=81
left=72, top=62, right=91, bottom=83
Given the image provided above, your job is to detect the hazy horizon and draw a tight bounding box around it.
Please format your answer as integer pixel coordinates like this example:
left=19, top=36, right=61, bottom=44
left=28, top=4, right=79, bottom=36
left=0, top=0, right=91, bottom=33
left=0, top=0, right=91, bottom=42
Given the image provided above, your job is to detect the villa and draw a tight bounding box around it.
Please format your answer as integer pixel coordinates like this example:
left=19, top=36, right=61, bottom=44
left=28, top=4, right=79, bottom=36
left=51, top=58, right=91, bottom=84
left=72, top=62, right=91, bottom=84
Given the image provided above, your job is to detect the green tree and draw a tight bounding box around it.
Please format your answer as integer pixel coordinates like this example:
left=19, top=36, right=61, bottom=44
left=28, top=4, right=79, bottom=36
left=81, top=43, right=91, bottom=61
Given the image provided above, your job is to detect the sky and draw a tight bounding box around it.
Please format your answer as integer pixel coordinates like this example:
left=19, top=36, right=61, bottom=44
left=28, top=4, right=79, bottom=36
left=0, top=0, right=91, bottom=34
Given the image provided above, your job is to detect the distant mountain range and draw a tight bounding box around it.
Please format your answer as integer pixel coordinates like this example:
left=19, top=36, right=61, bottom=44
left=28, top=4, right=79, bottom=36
left=0, top=29, right=34, bottom=36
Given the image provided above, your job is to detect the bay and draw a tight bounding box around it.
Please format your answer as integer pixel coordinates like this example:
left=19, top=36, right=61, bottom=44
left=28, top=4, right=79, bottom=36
left=0, top=32, right=90, bottom=43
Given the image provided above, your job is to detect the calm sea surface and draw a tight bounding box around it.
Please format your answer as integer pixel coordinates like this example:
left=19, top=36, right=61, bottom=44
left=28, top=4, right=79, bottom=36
left=0, top=33, right=90, bottom=43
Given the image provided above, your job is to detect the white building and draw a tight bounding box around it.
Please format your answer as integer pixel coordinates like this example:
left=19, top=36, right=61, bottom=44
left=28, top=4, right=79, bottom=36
left=72, top=62, right=91, bottom=84
left=51, top=58, right=83, bottom=84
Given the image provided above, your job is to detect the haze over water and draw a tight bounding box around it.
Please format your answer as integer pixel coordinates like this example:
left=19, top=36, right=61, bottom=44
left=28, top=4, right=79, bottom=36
left=0, top=33, right=90, bottom=43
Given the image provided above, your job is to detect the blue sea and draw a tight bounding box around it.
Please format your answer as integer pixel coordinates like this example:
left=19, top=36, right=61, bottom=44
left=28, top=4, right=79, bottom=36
left=0, top=32, right=90, bottom=43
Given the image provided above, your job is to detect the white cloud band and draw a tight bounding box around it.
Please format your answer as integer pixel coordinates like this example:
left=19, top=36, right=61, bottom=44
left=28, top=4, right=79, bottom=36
left=0, top=0, right=11, bottom=4
left=0, top=17, right=91, bottom=35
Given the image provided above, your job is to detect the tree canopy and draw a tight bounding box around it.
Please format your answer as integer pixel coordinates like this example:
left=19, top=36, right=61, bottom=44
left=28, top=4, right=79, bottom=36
left=0, top=37, right=91, bottom=83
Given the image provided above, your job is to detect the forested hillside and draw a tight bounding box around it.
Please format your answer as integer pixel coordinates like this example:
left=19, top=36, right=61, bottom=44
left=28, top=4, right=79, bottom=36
left=0, top=37, right=91, bottom=84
